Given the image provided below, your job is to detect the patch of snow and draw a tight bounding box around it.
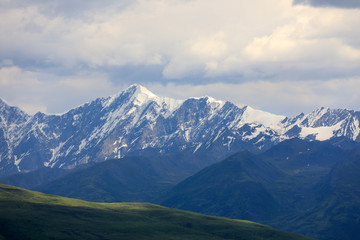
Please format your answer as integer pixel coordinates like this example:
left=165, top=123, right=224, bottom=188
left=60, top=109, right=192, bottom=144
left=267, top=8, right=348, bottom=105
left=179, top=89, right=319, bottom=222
left=65, top=145, right=74, bottom=157
left=13, top=152, right=30, bottom=169
left=14, top=156, right=20, bottom=172
left=87, top=103, right=128, bottom=144
left=300, top=121, right=343, bottom=141
left=227, top=111, right=243, bottom=129
left=351, top=118, right=360, bottom=140
left=102, top=95, right=117, bottom=108
left=184, top=129, right=191, bottom=142
left=14, top=155, right=21, bottom=167
left=243, top=125, right=266, bottom=140
left=255, top=136, right=265, bottom=144
left=45, top=142, right=66, bottom=167
left=72, top=114, right=81, bottom=126
left=308, top=107, right=330, bottom=126
left=76, top=139, right=87, bottom=154
left=159, top=97, right=184, bottom=114
left=126, top=84, right=158, bottom=107
left=213, top=127, right=225, bottom=142
left=126, top=107, right=137, bottom=115
left=241, top=106, right=286, bottom=133
left=130, top=137, right=139, bottom=145
left=205, top=96, right=225, bottom=109
left=225, top=136, right=235, bottom=150
left=193, top=142, right=202, bottom=153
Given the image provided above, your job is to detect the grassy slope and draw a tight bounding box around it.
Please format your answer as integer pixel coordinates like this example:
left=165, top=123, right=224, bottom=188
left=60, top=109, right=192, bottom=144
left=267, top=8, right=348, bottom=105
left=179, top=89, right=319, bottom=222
left=0, top=184, right=314, bottom=240
left=162, top=151, right=284, bottom=221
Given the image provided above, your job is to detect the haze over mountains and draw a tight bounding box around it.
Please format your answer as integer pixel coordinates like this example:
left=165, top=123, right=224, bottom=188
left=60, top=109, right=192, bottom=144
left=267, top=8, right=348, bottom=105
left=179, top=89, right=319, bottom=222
left=0, top=84, right=360, bottom=177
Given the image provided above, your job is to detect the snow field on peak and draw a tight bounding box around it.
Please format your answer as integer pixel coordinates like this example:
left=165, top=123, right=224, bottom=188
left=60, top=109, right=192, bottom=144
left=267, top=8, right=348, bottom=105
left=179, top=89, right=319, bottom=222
left=240, top=106, right=286, bottom=133
left=352, top=119, right=360, bottom=140
left=300, top=121, right=344, bottom=141
left=188, top=96, right=225, bottom=110
left=130, top=84, right=157, bottom=106
left=103, top=84, right=183, bottom=116
left=158, top=97, right=184, bottom=115
left=205, top=96, right=225, bottom=109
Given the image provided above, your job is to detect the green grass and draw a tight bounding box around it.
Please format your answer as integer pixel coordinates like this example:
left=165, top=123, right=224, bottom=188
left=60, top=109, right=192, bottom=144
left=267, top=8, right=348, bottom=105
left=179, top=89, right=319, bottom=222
left=0, top=184, right=314, bottom=240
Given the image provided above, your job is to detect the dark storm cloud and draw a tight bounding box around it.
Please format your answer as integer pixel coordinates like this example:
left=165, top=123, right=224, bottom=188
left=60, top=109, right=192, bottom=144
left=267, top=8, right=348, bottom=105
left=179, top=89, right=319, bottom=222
left=0, top=0, right=134, bottom=18
left=294, top=0, right=360, bottom=8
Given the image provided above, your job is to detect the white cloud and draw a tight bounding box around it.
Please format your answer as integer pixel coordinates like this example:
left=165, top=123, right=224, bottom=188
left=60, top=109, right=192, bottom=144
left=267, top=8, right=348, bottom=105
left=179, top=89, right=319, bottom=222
left=0, top=66, right=124, bottom=114
left=0, top=66, right=41, bottom=87
left=0, top=0, right=292, bottom=73
left=1, top=0, right=360, bottom=114
left=244, top=6, right=360, bottom=63
left=1, top=64, right=360, bottom=117
left=2, top=0, right=359, bottom=79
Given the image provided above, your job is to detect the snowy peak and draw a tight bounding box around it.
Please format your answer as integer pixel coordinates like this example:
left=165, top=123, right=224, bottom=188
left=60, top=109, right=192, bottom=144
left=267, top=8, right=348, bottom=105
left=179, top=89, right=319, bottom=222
left=204, top=96, right=225, bottom=110
left=0, top=97, right=6, bottom=106
left=0, top=98, right=29, bottom=126
left=188, top=96, right=225, bottom=109
left=293, top=107, right=351, bottom=128
left=300, top=107, right=333, bottom=127
left=241, top=106, right=286, bottom=133
left=1, top=84, right=360, bottom=177
left=102, top=84, right=183, bottom=115
left=101, top=84, right=156, bottom=108
left=126, top=84, right=157, bottom=106
left=283, top=107, right=360, bottom=141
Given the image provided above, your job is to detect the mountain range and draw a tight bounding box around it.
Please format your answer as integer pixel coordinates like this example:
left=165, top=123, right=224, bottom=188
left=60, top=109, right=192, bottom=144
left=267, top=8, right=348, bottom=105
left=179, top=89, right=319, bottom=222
left=1, top=84, right=360, bottom=177
left=1, top=84, right=360, bottom=240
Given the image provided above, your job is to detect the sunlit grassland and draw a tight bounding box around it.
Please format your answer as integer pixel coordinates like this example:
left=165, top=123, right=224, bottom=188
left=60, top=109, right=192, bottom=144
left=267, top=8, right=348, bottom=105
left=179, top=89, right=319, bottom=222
left=0, top=184, right=314, bottom=240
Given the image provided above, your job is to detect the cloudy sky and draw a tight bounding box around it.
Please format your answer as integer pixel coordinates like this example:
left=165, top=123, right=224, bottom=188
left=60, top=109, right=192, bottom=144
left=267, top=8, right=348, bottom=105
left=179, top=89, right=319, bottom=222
left=0, top=0, right=359, bottom=116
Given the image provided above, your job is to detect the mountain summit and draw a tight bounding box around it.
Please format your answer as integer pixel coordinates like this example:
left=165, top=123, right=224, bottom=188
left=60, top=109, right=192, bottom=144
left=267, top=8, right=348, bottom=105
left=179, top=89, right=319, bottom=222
left=0, top=84, right=359, bottom=176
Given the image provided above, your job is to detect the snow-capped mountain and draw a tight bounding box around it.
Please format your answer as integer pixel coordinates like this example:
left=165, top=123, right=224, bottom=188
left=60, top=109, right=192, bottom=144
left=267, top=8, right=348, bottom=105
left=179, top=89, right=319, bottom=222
left=0, top=84, right=359, bottom=176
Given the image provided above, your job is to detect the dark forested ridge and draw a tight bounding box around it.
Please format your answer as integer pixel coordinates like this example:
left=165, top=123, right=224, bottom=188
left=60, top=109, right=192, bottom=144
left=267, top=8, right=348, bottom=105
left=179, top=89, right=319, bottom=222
left=161, top=139, right=360, bottom=240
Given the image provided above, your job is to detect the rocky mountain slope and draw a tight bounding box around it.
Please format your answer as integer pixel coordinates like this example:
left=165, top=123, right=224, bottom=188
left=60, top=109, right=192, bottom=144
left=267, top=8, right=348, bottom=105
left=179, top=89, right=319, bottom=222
left=1, top=84, right=359, bottom=176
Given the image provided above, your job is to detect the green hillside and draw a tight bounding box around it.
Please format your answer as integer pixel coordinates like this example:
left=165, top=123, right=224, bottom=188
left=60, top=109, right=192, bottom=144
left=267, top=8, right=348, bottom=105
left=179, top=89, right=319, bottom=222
left=162, top=151, right=284, bottom=221
left=0, top=184, right=313, bottom=240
